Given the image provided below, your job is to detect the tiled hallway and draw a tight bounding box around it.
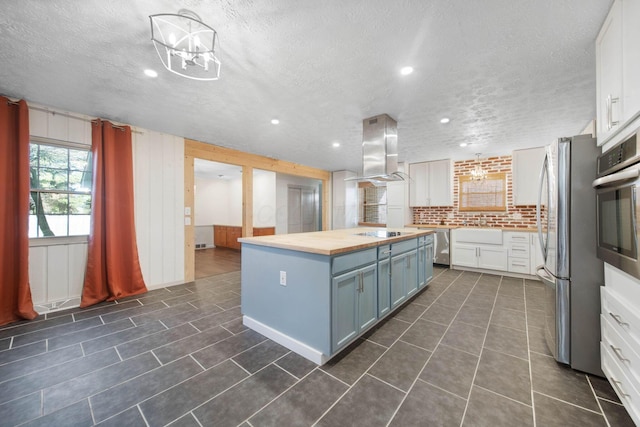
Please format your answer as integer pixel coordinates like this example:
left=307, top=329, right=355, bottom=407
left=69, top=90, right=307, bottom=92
left=0, top=268, right=634, bottom=426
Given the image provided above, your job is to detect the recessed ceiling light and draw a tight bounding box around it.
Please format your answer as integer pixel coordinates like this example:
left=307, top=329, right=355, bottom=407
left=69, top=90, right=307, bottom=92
left=332, top=142, right=340, bottom=148
left=440, top=117, right=450, bottom=124
left=459, top=143, right=468, bottom=147
left=400, top=66, right=414, bottom=76
left=144, top=69, right=158, bottom=78
left=271, top=119, right=280, bottom=125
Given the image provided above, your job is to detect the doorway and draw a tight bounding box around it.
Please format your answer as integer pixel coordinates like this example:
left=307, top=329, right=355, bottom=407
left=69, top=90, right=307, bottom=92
left=287, top=185, right=319, bottom=233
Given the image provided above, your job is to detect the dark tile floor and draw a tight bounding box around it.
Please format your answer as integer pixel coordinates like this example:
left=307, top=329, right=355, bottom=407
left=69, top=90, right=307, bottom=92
left=0, top=268, right=635, bottom=426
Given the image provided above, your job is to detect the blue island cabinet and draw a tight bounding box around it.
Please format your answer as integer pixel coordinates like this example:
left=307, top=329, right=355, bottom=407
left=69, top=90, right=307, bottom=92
left=241, top=234, right=433, bottom=365
left=331, top=248, right=378, bottom=352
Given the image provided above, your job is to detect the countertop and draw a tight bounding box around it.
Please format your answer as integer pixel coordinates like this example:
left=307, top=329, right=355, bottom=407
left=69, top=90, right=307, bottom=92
left=238, top=227, right=434, bottom=256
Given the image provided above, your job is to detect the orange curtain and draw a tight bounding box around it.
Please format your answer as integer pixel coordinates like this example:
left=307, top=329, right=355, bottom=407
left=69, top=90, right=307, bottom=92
left=0, top=97, right=38, bottom=326
left=81, top=120, right=147, bottom=307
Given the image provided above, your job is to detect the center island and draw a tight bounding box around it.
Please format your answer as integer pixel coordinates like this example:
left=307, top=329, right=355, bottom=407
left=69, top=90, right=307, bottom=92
left=239, top=227, right=435, bottom=364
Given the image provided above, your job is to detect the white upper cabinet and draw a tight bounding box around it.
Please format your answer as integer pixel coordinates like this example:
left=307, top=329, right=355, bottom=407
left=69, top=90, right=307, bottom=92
left=512, top=146, right=546, bottom=206
left=409, top=159, right=453, bottom=207
left=623, top=0, right=640, bottom=118
left=596, top=0, right=640, bottom=146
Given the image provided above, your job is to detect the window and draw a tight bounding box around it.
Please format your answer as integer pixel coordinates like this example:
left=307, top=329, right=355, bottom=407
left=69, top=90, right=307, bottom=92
left=29, top=139, right=92, bottom=238
left=459, top=173, right=506, bottom=212
left=358, top=182, right=387, bottom=224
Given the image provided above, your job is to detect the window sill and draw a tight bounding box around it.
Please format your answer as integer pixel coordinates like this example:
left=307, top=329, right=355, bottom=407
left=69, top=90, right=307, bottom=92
left=29, top=235, right=89, bottom=247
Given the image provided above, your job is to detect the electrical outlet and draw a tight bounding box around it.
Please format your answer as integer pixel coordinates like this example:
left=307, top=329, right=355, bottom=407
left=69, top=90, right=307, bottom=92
left=279, top=271, right=287, bottom=286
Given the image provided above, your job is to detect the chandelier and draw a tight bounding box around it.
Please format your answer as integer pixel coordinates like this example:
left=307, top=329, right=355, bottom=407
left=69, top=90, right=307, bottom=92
left=470, top=153, right=488, bottom=180
left=149, top=10, right=221, bottom=81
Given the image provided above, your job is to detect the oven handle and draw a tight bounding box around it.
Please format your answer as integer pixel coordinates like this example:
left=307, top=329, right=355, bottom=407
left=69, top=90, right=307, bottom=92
left=593, top=166, right=640, bottom=189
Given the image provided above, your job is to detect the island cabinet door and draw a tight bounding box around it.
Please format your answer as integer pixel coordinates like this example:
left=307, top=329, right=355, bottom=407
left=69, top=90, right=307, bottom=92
left=358, top=264, right=378, bottom=332
left=405, top=250, right=419, bottom=298
left=418, top=243, right=434, bottom=288
left=332, top=270, right=359, bottom=351
left=425, top=243, right=434, bottom=283
left=391, top=254, right=407, bottom=309
left=378, top=257, right=391, bottom=317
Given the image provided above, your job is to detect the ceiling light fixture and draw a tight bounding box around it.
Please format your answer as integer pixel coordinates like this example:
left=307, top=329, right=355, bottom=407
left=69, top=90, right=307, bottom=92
left=271, top=119, right=280, bottom=125
left=400, top=66, right=414, bottom=76
left=149, top=9, right=221, bottom=81
left=440, top=117, right=450, bottom=124
left=144, top=69, right=158, bottom=78
left=459, top=143, right=468, bottom=147
left=332, top=142, right=340, bottom=148
left=470, top=153, right=488, bottom=181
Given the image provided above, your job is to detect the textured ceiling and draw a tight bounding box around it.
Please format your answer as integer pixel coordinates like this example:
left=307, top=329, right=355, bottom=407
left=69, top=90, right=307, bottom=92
left=0, top=0, right=612, bottom=173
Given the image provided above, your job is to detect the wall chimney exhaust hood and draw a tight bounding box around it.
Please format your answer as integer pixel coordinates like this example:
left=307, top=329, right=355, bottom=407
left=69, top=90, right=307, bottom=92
left=346, top=114, right=405, bottom=185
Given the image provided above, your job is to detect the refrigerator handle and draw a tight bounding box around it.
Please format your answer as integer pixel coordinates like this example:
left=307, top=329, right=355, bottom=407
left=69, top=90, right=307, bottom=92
left=536, top=153, right=549, bottom=261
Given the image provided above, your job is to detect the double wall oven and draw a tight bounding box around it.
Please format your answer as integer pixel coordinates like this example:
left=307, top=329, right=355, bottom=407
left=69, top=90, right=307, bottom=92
left=593, top=131, right=640, bottom=280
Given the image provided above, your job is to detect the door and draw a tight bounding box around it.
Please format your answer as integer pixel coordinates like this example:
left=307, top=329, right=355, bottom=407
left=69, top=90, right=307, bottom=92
left=288, top=185, right=318, bottom=234
left=405, top=250, right=419, bottom=297
left=390, top=254, right=407, bottom=308
left=358, top=265, right=378, bottom=331
left=477, top=246, right=507, bottom=271
left=378, top=257, right=391, bottom=317
left=537, top=142, right=560, bottom=278
left=332, top=270, right=359, bottom=351
left=452, top=244, right=477, bottom=268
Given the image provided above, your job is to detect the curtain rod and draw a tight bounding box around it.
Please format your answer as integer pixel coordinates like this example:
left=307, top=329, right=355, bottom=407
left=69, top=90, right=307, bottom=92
left=27, top=105, right=143, bottom=134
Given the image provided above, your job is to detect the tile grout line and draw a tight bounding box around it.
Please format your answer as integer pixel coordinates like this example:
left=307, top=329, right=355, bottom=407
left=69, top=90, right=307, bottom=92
left=586, top=376, right=613, bottom=427
left=534, top=390, right=611, bottom=416
left=228, top=358, right=252, bottom=376
left=236, top=367, right=323, bottom=426
left=473, top=383, right=534, bottom=408
left=383, top=271, right=482, bottom=426
left=136, top=404, right=151, bottom=427
left=523, top=277, right=538, bottom=427
left=458, top=274, right=503, bottom=427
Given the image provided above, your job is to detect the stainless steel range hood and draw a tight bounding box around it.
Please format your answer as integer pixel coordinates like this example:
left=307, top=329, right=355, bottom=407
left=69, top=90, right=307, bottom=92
left=346, top=114, right=404, bottom=184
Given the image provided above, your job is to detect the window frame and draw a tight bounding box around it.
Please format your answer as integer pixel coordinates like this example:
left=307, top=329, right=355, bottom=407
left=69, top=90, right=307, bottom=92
left=458, top=173, right=507, bottom=212
left=29, top=136, right=93, bottom=242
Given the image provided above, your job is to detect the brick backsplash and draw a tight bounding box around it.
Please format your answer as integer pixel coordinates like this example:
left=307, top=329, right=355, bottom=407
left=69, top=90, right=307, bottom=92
left=412, top=155, right=546, bottom=228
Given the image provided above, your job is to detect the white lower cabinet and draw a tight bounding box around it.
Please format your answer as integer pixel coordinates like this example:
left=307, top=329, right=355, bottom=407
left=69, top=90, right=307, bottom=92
left=451, top=243, right=507, bottom=270
left=453, top=229, right=541, bottom=276
left=601, top=264, right=640, bottom=425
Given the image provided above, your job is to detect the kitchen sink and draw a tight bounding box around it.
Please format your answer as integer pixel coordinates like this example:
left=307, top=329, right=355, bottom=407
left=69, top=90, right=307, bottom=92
left=355, top=231, right=412, bottom=238
left=455, top=227, right=502, bottom=244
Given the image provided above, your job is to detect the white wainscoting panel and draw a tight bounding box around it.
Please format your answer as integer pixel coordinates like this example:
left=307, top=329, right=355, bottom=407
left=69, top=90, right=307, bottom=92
left=28, top=243, right=88, bottom=311
left=133, top=130, right=185, bottom=288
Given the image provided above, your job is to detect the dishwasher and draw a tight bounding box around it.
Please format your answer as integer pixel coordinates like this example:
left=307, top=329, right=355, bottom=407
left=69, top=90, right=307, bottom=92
left=433, top=228, right=450, bottom=267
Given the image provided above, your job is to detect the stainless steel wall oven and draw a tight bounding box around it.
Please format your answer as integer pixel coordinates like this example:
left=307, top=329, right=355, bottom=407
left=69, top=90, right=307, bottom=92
left=593, top=131, right=640, bottom=280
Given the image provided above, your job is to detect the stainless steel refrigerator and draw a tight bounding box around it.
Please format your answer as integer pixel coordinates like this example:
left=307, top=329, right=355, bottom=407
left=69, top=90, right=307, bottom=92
left=536, top=134, right=603, bottom=375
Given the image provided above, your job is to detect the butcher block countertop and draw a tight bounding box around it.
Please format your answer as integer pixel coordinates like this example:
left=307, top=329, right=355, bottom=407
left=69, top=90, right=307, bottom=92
left=238, top=227, right=434, bottom=256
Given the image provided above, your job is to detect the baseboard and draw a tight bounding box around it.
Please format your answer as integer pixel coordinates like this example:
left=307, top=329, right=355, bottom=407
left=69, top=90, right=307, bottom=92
left=242, top=315, right=327, bottom=365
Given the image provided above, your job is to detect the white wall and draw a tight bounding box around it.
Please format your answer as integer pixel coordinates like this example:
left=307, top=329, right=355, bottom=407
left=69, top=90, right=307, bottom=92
left=275, top=173, right=322, bottom=234
left=331, top=170, right=358, bottom=229
left=194, top=177, right=232, bottom=225
left=253, top=170, right=276, bottom=227
left=133, top=130, right=185, bottom=289
left=195, top=170, right=276, bottom=229
left=27, top=104, right=186, bottom=311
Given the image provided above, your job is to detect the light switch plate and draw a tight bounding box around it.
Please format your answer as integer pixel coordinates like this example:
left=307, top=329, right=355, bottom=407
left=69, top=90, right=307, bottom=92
left=279, top=271, right=287, bottom=286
